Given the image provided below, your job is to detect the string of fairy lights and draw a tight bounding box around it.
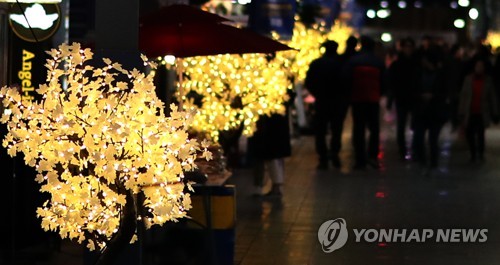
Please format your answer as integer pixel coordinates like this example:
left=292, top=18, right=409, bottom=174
left=181, top=53, right=292, bottom=141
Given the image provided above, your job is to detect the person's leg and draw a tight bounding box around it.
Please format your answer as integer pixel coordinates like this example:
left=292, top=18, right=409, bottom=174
left=367, top=103, right=381, bottom=165
left=476, top=116, right=486, bottom=160
left=429, top=121, right=443, bottom=168
left=412, top=115, right=426, bottom=165
left=330, top=103, right=348, bottom=168
left=314, top=111, right=329, bottom=169
left=451, top=98, right=460, bottom=130
left=465, top=116, right=477, bottom=161
left=267, top=159, right=284, bottom=195
left=351, top=103, right=367, bottom=168
left=395, top=101, right=409, bottom=159
left=253, top=159, right=266, bottom=195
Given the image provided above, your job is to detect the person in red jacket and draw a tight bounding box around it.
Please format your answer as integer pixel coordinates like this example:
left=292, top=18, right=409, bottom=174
left=343, top=36, right=386, bottom=169
left=459, top=58, right=498, bottom=162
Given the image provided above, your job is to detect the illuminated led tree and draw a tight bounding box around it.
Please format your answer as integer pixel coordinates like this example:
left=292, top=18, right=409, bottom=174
left=276, top=21, right=355, bottom=83
left=325, top=22, right=356, bottom=54
left=0, top=43, right=211, bottom=264
left=181, top=53, right=293, bottom=141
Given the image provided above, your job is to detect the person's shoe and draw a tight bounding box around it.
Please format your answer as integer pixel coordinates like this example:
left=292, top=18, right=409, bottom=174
left=398, top=148, right=408, bottom=161
left=367, top=159, right=381, bottom=169
left=265, top=184, right=283, bottom=197
left=252, top=186, right=265, bottom=197
left=317, top=161, right=328, bottom=170
left=331, top=155, right=341, bottom=169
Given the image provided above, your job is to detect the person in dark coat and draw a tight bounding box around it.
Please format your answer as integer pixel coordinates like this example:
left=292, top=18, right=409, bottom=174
left=248, top=103, right=292, bottom=196
left=387, top=37, right=418, bottom=160
left=343, top=36, right=385, bottom=169
left=305, top=40, right=348, bottom=170
left=443, top=44, right=466, bottom=130
left=340, top=36, right=358, bottom=64
left=412, top=47, right=448, bottom=169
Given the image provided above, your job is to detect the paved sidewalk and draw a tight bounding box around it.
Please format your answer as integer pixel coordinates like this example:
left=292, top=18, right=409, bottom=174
left=231, top=118, right=500, bottom=265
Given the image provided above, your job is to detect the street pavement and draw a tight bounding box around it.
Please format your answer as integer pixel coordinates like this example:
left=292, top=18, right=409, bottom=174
left=231, top=111, right=500, bottom=265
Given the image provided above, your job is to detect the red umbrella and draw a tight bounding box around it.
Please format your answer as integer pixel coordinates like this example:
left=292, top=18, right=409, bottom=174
left=140, top=4, right=230, bottom=26
left=139, top=22, right=292, bottom=58
left=138, top=5, right=292, bottom=58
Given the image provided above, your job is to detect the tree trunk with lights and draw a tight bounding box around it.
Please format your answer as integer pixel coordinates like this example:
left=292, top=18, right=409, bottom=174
left=94, top=190, right=137, bottom=265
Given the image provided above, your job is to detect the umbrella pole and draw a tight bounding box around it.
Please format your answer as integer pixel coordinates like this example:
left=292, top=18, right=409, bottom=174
left=177, top=58, right=184, bottom=110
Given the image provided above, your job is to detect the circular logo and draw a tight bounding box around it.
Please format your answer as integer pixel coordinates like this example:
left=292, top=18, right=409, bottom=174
left=318, top=218, right=348, bottom=253
left=9, top=3, right=61, bottom=42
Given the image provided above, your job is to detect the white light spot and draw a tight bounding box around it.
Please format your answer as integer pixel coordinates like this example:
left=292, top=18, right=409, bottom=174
left=454, top=19, right=465, bottom=29
left=458, top=0, right=470, bottom=7
left=381, top=33, right=392, bottom=42
left=469, top=8, right=479, bottom=20
left=366, top=9, right=376, bottom=19
left=377, top=9, right=390, bottom=19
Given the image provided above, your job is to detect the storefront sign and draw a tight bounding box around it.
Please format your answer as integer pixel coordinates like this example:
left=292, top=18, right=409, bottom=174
left=8, top=3, right=60, bottom=42
left=18, top=49, right=35, bottom=101
left=9, top=28, right=51, bottom=102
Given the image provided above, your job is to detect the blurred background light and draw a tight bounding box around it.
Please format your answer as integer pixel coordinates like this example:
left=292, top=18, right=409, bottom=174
left=458, top=0, right=470, bottom=7
left=164, top=55, right=176, bottom=65
left=469, top=8, right=479, bottom=20
left=381, top=33, right=392, bottom=42
left=414, top=1, right=422, bottom=8
left=380, top=1, right=389, bottom=8
left=237, top=0, right=251, bottom=5
left=366, top=9, right=376, bottom=19
left=454, top=19, right=465, bottom=28
left=450, top=1, right=458, bottom=9
left=397, top=1, right=407, bottom=9
left=376, top=9, right=390, bottom=19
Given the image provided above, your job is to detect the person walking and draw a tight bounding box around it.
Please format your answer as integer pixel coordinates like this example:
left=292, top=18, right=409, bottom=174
left=387, top=38, right=418, bottom=160
left=343, top=36, right=385, bottom=169
left=443, top=44, right=466, bottom=130
left=340, top=36, right=358, bottom=63
left=459, top=58, right=498, bottom=162
left=248, top=104, right=292, bottom=196
left=412, top=48, right=447, bottom=169
left=305, top=40, right=348, bottom=170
